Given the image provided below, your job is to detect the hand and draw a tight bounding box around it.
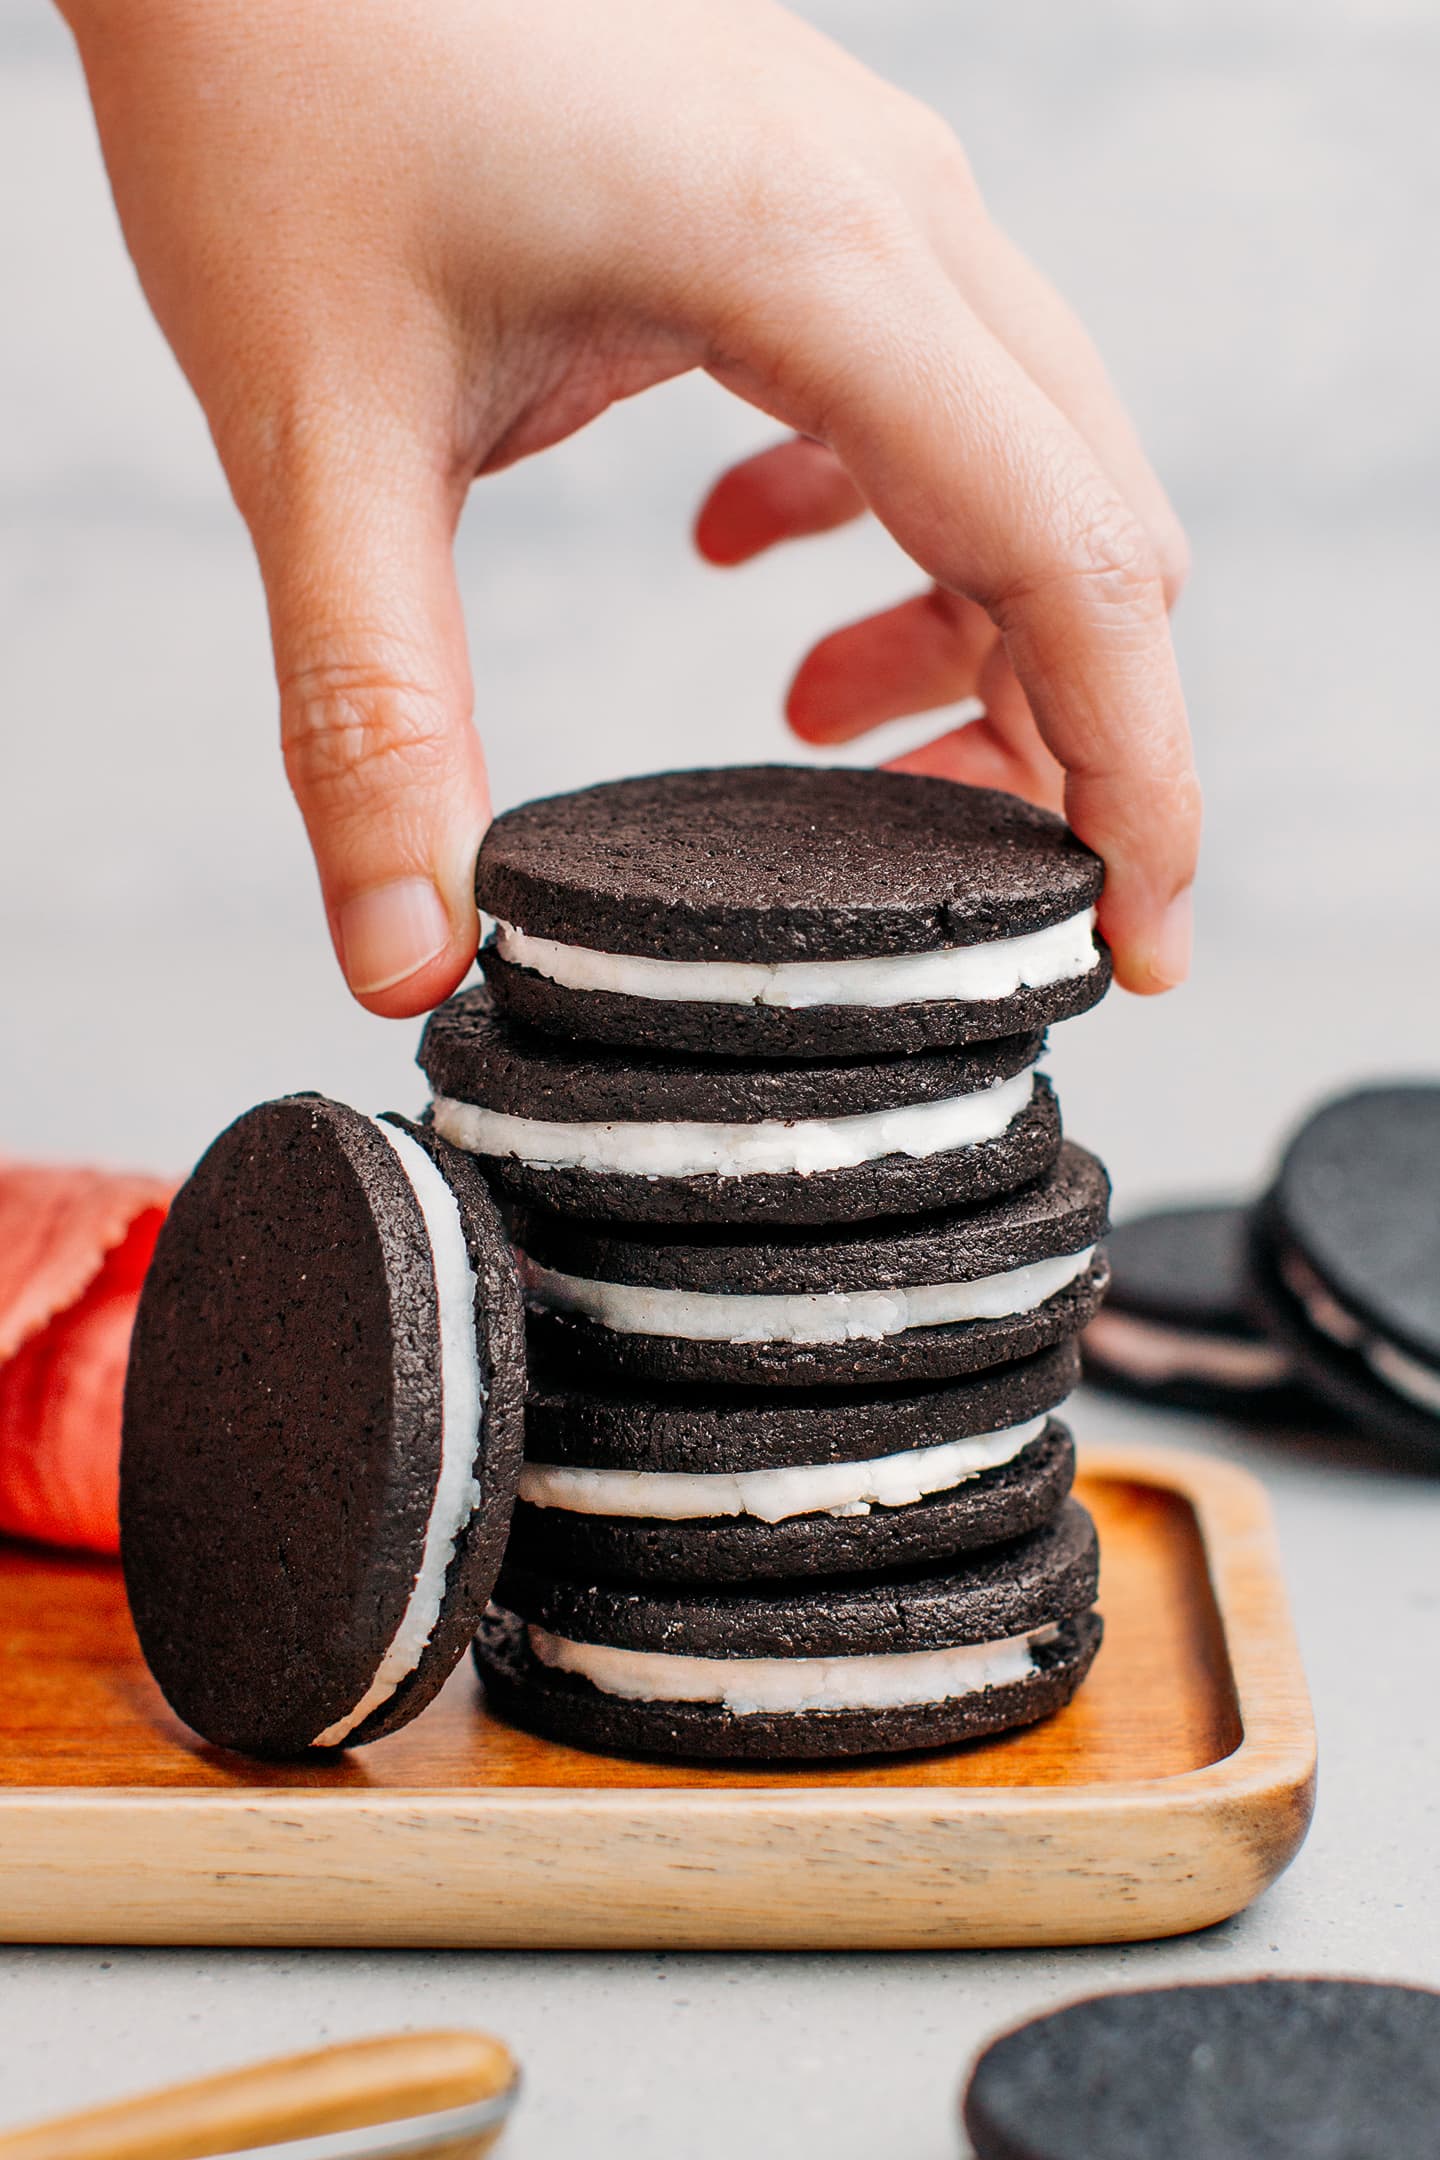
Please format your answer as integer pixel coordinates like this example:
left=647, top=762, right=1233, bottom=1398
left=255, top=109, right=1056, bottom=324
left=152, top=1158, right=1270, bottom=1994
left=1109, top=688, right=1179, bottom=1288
left=60, top=0, right=1199, bottom=1014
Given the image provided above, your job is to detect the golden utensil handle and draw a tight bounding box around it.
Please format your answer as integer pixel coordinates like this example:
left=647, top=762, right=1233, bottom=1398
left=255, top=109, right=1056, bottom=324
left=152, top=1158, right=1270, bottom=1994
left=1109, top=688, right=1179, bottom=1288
left=0, top=2031, right=518, bottom=2160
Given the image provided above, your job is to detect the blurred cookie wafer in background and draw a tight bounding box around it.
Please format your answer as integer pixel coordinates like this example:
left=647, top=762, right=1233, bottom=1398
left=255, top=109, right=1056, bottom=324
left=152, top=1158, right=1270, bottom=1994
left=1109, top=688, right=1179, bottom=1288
left=1251, top=1082, right=1440, bottom=1458
left=1081, top=1200, right=1299, bottom=1416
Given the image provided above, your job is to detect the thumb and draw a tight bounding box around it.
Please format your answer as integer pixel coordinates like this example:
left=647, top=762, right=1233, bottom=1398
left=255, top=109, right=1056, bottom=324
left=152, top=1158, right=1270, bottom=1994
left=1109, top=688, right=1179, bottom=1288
left=253, top=464, right=486, bottom=1018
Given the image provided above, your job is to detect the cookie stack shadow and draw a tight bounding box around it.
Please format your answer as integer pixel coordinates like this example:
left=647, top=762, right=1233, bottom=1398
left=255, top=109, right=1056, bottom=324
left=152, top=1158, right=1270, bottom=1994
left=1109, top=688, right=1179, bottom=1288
left=417, top=767, right=1118, bottom=1763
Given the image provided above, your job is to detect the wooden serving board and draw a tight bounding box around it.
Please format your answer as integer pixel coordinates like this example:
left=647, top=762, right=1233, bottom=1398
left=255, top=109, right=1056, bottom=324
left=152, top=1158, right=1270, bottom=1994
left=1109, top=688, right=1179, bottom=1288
left=0, top=1443, right=1314, bottom=1950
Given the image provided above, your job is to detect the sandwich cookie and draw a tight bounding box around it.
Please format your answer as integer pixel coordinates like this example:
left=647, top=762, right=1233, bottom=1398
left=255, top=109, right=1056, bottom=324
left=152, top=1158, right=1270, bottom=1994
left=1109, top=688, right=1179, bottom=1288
left=1252, top=1083, right=1440, bottom=1456
left=420, top=982, right=1059, bottom=1227
left=962, top=1978, right=1440, bottom=2160
left=1081, top=1202, right=1296, bottom=1414
left=477, top=1500, right=1102, bottom=1761
left=478, top=766, right=1111, bottom=1058
left=510, top=1342, right=1080, bottom=1582
left=514, top=1140, right=1110, bottom=1390
left=121, top=1095, right=526, bottom=1758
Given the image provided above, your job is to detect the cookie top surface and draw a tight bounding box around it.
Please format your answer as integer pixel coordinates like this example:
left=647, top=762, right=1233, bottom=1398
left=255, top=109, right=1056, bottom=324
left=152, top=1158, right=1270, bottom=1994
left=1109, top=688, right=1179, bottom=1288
left=495, top=1498, right=1098, bottom=1656
left=1104, top=1202, right=1264, bottom=1337
left=1271, top=1084, right=1440, bottom=1367
left=524, top=1341, right=1080, bottom=1471
left=476, top=766, right=1105, bottom=961
left=512, top=1140, right=1109, bottom=1293
left=963, top=1978, right=1440, bottom=2160
left=420, top=982, right=1044, bottom=1122
left=121, top=1095, right=526, bottom=1757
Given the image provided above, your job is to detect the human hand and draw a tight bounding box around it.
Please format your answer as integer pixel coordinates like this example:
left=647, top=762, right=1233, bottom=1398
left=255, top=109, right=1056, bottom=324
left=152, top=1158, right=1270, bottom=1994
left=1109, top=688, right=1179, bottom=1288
left=60, top=0, right=1198, bottom=1015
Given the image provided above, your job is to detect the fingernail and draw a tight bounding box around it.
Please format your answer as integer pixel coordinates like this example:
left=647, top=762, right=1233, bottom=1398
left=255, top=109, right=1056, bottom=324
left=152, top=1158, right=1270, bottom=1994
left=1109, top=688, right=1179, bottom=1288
left=337, top=878, right=451, bottom=996
left=1151, top=886, right=1194, bottom=989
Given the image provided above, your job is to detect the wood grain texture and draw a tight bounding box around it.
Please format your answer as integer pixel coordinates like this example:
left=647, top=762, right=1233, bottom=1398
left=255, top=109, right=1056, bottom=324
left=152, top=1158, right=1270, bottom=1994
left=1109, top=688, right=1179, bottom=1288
left=0, top=1447, right=1315, bottom=1949
left=0, top=2032, right=517, bottom=2160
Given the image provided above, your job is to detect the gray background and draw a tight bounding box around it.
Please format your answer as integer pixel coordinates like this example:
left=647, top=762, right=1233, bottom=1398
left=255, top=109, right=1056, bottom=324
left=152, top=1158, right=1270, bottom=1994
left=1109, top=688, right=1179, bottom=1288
left=2, top=1, right=1438, bottom=2151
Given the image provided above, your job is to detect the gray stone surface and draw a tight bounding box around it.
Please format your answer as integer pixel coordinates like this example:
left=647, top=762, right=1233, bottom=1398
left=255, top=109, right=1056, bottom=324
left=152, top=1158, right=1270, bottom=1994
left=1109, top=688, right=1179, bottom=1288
left=1, top=0, right=1438, bottom=2152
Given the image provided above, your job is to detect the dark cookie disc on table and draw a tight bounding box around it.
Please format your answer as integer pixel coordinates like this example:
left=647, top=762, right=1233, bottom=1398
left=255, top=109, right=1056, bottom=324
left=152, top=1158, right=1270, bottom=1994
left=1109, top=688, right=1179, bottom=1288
left=963, top=1978, right=1440, bottom=2160
left=477, top=1501, right=1101, bottom=1761
left=1081, top=1202, right=1296, bottom=1413
left=1251, top=1084, right=1440, bottom=1455
left=508, top=1419, right=1076, bottom=1584
left=419, top=982, right=1060, bottom=1226
left=121, top=1095, right=526, bottom=1758
left=477, top=766, right=1110, bottom=1057
left=514, top=1141, right=1110, bottom=1389
left=513, top=1345, right=1079, bottom=1584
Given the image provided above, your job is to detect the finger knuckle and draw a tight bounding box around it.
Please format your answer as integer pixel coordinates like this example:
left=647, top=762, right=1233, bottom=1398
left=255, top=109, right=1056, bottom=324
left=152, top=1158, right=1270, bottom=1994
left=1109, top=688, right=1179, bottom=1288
left=709, top=157, right=919, bottom=402
left=1068, top=499, right=1162, bottom=599
left=710, top=114, right=911, bottom=281
left=280, top=658, right=454, bottom=809
left=1006, top=487, right=1166, bottom=633
left=787, top=164, right=914, bottom=276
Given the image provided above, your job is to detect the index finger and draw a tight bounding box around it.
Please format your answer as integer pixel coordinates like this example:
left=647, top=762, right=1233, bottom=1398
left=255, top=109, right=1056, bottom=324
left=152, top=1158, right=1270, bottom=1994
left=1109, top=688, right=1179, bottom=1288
left=734, top=241, right=1200, bottom=993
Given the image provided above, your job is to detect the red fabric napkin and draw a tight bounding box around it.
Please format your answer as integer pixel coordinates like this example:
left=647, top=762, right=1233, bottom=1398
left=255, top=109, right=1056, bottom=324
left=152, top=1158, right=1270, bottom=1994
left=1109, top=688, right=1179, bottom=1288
left=0, top=1161, right=175, bottom=1554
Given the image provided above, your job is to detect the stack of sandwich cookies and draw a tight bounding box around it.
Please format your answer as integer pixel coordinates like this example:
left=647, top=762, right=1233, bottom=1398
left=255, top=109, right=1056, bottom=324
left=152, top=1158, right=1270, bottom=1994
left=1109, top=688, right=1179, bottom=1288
left=116, top=767, right=1114, bottom=1765
left=440, top=764, right=1115, bottom=1762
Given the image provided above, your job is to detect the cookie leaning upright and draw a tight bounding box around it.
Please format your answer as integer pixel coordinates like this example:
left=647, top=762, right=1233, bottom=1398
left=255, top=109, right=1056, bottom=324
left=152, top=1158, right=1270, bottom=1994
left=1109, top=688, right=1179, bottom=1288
left=476, top=765, right=1110, bottom=1058
left=121, top=1096, right=527, bottom=1758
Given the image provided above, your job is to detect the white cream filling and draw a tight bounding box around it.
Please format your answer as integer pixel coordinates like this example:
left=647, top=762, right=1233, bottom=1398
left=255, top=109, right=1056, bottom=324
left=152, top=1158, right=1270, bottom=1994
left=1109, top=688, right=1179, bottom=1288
left=520, top=1617, right=1057, bottom=1713
left=1281, top=1248, right=1440, bottom=1416
left=517, top=1414, right=1049, bottom=1522
left=431, top=1067, right=1035, bottom=1180
left=1084, top=1309, right=1291, bottom=1389
left=1281, top=1248, right=1365, bottom=1349
left=493, top=908, right=1098, bottom=1011
left=520, top=1245, right=1094, bottom=1345
left=1366, top=1339, right=1440, bottom=1414
left=311, top=1121, right=484, bottom=1749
